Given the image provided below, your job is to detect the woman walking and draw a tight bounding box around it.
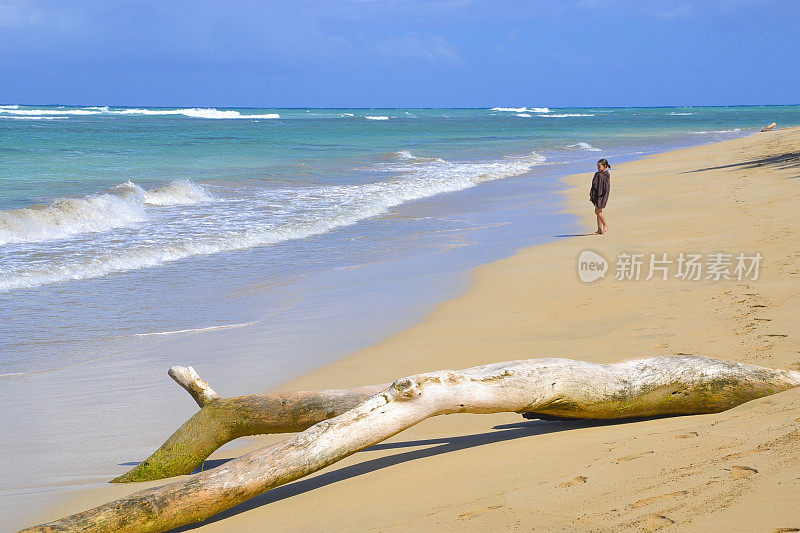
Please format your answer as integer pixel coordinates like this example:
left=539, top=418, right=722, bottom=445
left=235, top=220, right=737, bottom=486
left=590, top=158, right=611, bottom=234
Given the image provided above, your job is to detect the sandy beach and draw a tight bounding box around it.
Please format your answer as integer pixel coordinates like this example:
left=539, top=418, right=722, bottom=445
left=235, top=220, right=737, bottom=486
left=31, top=128, right=800, bottom=532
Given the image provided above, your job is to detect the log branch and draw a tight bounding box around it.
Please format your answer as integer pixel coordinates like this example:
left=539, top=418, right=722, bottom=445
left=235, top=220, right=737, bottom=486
left=114, top=367, right=388, bottom=483
left=24, top=355, right=800, bottom=533
left=167, top=366, right=220, bottom=407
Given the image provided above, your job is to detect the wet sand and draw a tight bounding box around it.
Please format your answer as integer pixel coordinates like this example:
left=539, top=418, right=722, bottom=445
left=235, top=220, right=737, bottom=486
left=32, top=128, right=800, bottom=531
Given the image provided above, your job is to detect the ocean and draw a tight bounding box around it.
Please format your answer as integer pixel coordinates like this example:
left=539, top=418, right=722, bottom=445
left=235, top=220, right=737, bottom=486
left=1, top=104, right=799, bottom=526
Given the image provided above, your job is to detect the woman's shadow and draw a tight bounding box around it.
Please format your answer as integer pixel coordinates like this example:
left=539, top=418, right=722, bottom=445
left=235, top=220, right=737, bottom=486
left=173, top=416, right=663, bottom=530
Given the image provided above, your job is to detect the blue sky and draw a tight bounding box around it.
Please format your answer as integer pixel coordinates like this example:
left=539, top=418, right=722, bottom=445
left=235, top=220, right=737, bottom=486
left=1, top=0, right=798, bottom=107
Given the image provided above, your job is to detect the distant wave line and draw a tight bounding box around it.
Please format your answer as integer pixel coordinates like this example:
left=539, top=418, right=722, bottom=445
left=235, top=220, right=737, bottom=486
left=134, top=320, right=261, bottom=337
left=0, top=106, right=280, bottom=119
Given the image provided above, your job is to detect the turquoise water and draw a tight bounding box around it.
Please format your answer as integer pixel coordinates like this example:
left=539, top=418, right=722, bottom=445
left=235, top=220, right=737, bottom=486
left=1, top=104, right=799, bottom=376
left=2, top=105, right=795, bottom=210
left=1, top=105, right=799, bottom=527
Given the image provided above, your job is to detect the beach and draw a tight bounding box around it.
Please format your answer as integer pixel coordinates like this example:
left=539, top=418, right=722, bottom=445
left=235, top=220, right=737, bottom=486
left=28, top=127, right=800, bottom=531
left=6, top=105, right=788, bottom=530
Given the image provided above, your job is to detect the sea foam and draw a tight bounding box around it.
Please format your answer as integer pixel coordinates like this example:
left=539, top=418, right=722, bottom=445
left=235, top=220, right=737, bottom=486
left=565, top=142, right=602, bottom=152
left=491, top=107, right=527, bottom=113
left=539, top=113, right=595, bottom=118
left=690, top=128, right=742, bottom=134
left=0, top=107, right=280, bottom=119
left=0, top=180, right=213, bottom=246
left=110, top=108, right=280, bottom=119
left=0, top=152, right=545, bottom=291
left=490, top=107, right=549, bottom=113
left=1, top=108, right=101, bottom=116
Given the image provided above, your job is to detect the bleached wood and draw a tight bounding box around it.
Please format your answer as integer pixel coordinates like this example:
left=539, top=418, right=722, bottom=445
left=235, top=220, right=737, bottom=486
left=167, top=366, right=220, bottom=407
left=23, top=355, right=800, bottom=533
left=114, top=380, right=388, bottom=483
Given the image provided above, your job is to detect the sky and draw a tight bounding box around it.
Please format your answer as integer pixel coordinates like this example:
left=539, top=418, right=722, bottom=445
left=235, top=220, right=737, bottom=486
left=1, top=0, right=798, bottom=108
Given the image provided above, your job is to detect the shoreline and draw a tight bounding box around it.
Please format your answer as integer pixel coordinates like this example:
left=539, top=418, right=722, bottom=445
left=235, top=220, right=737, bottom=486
left=29, top=129, right=800, bottom=531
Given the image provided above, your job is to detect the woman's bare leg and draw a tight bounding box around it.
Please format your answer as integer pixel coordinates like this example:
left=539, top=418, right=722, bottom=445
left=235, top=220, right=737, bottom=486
left=595, top=207, right=608, bottom=234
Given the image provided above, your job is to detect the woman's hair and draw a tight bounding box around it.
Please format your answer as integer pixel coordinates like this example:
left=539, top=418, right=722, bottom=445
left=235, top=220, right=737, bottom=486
left=597, top=158, right=611, bottom=169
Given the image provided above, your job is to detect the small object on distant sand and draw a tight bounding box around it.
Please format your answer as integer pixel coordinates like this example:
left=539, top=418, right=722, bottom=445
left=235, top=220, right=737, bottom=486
left=645, top=514, right=675, bottom=532
left=559, top=475, right=587, bottom=487
left=730, top=465, right=758, bottom=479
left=761, top=122, right=776, bottom=132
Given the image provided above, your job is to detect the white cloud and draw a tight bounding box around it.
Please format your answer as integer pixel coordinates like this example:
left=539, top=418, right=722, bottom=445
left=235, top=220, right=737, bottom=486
left=368, top=33, right=463, bottom=65
left=0, top=1, right=46, bottom=28
left=0, top=1, right=82, bottom=29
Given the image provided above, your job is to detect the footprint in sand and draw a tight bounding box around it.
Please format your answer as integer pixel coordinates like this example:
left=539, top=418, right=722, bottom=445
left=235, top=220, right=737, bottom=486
left=457, top=505, right=504, bottom=520
left=675, top=432, right=698, bottom=439
left=616, top=451, right=654, bottom=462
left=559, top=476, right=587, bottom=487
left=645, top=514, right=675, bottom=532
left=630, top=490, right=689, bottom=509
left=730, top=465, right=758, bottom=479
left=772, top=528, right=800, bottom=533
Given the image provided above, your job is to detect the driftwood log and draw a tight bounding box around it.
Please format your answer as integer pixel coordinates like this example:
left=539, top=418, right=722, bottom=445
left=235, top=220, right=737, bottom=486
left=23, top=355, right=800, bottom=532
left=114, top=366, right=388, bottom=483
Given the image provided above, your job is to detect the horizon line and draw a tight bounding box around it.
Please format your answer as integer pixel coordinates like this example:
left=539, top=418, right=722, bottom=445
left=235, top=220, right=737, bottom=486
left=2, top=103, right=799, bottom=110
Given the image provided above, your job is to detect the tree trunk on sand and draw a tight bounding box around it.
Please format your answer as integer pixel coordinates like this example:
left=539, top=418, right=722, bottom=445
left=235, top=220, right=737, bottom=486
left=114, top=366, right=388, bottom=483
left=23, top=355, right=800, bottom=533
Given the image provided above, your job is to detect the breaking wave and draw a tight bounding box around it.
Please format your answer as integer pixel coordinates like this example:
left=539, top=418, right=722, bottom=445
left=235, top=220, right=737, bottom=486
left=0, top=180, right=213, bottom=246
left=365, top=116, right=390, bottom=120
left=565, top=142, right=602, bottom=152
left=0, top=108, right=99, bottom=116
left=490, top=107, right=550, bottom=113
left=689, top=128, right=742, bottom=134
left=392, top=150, right=418, bottom=160
left=0, top=151, right=545, bottom=291
left=539, top=113, right=595, bottom=118
left=138, top=180, right=214, bottom=206
left=0, top=107, right=280, bottom=119
left=107, top=108, right=280, bottom=119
